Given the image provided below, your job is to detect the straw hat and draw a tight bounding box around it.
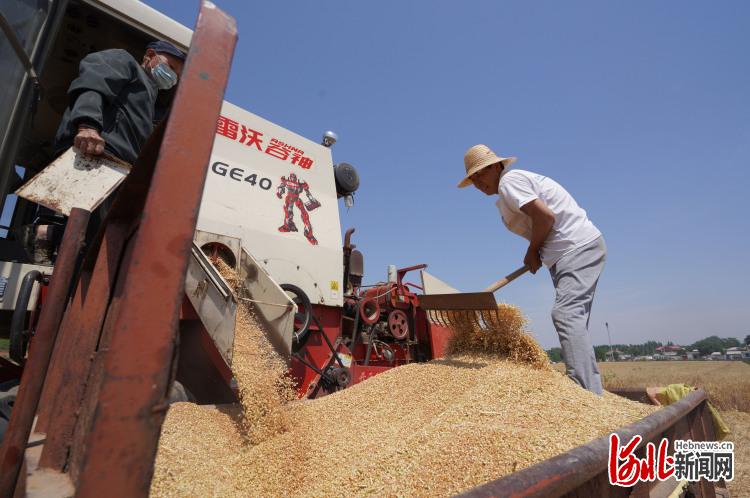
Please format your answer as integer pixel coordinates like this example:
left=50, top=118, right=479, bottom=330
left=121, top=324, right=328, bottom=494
left=458, top=144, right=516, bottom=188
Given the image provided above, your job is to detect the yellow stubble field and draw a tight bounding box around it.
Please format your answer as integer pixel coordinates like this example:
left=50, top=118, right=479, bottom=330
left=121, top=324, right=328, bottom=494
left=596, top=360, right=750, bottom=412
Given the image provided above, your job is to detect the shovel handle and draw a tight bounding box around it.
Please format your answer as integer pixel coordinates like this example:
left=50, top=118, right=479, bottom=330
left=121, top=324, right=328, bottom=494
left=484, top=266, right=530, bottom=293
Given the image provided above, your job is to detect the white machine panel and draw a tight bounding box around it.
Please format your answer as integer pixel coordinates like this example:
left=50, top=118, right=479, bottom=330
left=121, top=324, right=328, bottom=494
left=197, top=102, right=344, bottom=307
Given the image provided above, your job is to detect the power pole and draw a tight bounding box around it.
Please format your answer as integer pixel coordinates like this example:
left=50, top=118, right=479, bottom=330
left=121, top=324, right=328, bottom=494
left=606, top=322, right=614, bottom=361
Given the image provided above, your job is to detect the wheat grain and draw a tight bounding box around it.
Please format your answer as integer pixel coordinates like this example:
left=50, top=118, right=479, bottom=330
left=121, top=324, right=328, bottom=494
left=151, top=266, right=655, bottom=497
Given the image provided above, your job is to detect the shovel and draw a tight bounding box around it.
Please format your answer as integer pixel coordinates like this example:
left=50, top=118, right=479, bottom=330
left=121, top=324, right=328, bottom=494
left=16, top=147, right=131, bottom=215
left=419, top=265, right=530, bottom=330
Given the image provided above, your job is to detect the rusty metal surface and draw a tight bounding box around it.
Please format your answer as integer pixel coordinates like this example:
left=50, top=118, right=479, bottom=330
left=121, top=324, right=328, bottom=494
left=458, top=390, right=710, bottom=498
left=608, top=387, right=655, bottom=405
left=69, top=218, right=140, bottom=485
left=0, top=208, right=90, bottom=496
left=70, top=3, right=237, bottom=496
left=50, top=81, right=170, bottom=482
left=36, top=220, right=131, bottom=470
left=20, top=433, right=75, bottom=497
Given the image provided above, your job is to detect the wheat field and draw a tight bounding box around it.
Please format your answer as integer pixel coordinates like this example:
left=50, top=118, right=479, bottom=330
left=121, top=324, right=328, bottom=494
left=595, top=361, right=750, bottom=412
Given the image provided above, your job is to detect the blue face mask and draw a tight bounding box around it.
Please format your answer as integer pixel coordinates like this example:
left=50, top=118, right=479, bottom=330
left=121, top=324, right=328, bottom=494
left=150, top=62, right=178, bottom=90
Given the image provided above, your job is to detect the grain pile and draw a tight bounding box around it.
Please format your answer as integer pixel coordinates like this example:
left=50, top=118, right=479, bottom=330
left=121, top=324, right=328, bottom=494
left=446, top=304, right=550, bottom=369
left=152, top=357, right=656, bottom=497
left=151, top=265, right=657, bottom=497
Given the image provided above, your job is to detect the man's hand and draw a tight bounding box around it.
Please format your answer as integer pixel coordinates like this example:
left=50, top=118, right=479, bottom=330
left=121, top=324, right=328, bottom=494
left=74, top=126, right=105, bottom=155
left=524, top=246, right=543, bottom=274
left=519, top=199, right=555, bottom=275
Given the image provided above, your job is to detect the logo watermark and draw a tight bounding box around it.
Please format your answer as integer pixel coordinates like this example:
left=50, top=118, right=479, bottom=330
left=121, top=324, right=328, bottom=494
left=608, top=434, right=734, bottom=486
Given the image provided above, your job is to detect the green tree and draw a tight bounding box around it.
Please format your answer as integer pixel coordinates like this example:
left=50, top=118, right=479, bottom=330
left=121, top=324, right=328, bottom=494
left=546, top=347, right=562, bottom=362
left=690, top=336, right=740, bottom=356
left=643, top=341, right=661, bottom=355
left=593, top=345, right=610, bottom=361
left=721, top=337, right=741, bottom=349
left=745, top=334, right=750, bottom=346
left=691, top=336, right=724, bottom=356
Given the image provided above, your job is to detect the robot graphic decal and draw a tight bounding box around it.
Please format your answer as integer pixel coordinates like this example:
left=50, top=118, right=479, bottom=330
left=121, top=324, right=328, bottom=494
left=276, top=172, right=321, bottom=245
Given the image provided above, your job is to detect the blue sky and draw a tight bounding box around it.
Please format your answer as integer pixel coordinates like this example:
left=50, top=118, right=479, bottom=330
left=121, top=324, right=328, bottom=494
left=145, top=0, right=749, bottom=349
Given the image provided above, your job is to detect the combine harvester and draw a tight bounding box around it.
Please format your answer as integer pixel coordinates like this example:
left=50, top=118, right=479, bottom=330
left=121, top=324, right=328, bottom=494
left=0, top=1, right=729, bottom=496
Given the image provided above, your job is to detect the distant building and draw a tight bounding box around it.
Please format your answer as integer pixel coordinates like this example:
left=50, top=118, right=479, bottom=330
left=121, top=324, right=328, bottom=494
left=726, top=346, right=750, bottom=361
left=709, top=352, right=726, bottom=361
left=655, top=350, right=683, bottom=361
left=685, top=350, right=700, bottom=360
left=656, top=345, right=686, bottom=353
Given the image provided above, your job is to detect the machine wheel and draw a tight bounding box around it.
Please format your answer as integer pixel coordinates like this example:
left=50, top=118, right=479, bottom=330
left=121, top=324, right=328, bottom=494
left=281, top=284, right=312, bottom=351
left=9, top=270, right=42, bottom=364
left=387, top=310, right=409, bottom=340
left=359, top=297, right=379, bottom=325
left=327, top=366, right=351, bottom=388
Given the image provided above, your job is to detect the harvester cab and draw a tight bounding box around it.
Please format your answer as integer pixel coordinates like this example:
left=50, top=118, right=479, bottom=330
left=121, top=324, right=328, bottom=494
left=0, top=0, right=484, bottom=409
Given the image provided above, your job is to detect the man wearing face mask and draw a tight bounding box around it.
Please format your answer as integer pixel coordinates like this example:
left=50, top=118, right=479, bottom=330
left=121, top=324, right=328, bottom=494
left=53, top=40, right=185, bottom=165
left=27, top=41, right=185, bottom=261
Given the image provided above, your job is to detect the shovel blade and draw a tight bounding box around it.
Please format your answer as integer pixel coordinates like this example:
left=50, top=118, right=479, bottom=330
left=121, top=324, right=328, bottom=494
left=418, top=292, right=498, bottom=311
left=16, top=147, right=131, bottom=215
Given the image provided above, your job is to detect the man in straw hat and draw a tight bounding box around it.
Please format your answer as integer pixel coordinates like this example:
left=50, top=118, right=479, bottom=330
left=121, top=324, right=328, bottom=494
left=459, top=144, right=606, bottom=395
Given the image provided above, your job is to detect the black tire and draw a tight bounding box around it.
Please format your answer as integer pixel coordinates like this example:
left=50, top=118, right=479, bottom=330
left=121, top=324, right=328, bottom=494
left=280, top=283, right=312, bottom=352
left=9, top=270, right=42, bottom=363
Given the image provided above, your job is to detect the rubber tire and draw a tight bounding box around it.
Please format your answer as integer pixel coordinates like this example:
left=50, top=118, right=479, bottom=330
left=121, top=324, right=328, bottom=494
left=281, top=283, right=312, bottom=352
left=9, top=270, right=41, bottom=363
